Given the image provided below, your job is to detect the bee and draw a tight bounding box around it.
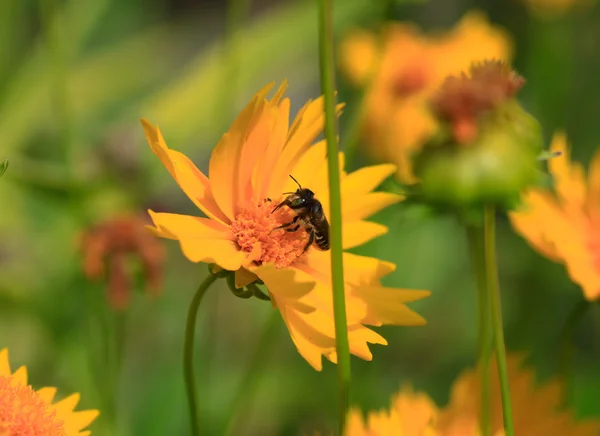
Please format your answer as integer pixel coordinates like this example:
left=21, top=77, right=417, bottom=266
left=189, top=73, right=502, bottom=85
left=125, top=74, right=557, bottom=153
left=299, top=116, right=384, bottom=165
left=270, top=175, right=330, bottom=254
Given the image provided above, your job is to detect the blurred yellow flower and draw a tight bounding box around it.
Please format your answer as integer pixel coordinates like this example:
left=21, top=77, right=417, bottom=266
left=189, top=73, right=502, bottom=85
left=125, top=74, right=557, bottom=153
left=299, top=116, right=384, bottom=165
left=339, top=12, right=512, bottom=184
left=142, top=81, right=429, bottom=371
left=346, top=354, right=599, bottom=435
left=0, top=348, right=98, bottom=435
left=510, top=133, right=600, bottom=301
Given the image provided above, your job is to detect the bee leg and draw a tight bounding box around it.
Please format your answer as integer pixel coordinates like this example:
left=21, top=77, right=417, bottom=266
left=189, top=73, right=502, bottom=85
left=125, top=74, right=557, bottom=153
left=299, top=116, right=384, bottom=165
left=270, top=215, right=299, bottom=233
left=271, top=199, right=291, bottom=214
left=284, top=224, right=300, bottom=232
left=302, top=229, right=315, bottom=254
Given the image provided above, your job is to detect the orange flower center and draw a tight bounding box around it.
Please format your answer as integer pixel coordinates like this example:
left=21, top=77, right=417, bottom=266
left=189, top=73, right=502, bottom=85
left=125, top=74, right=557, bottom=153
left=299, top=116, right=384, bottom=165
left=231, top=198, right=309, bottom=269
left=0, top=376, right=64, bottom=436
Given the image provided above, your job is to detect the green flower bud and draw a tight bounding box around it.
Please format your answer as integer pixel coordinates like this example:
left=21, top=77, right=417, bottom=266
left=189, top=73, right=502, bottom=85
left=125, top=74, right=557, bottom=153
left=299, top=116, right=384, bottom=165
left=412, top=60, right=544, bottom=211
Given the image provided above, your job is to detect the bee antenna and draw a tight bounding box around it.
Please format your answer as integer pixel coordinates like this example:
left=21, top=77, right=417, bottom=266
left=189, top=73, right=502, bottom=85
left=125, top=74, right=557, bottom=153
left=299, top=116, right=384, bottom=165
left=289, top=174, right=302, bottom=189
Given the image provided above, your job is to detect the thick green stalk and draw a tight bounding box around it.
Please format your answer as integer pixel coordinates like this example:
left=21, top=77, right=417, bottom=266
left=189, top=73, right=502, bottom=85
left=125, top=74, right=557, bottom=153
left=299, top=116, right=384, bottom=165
left=466, top=225, right=492, bottom=436
left=484, top=206, right=514, bottom=435
left=184, top=273, right=219, bottom=436
left=318, top=0, right=352, bottom=433
left=224, top=311, right=280, bottom=436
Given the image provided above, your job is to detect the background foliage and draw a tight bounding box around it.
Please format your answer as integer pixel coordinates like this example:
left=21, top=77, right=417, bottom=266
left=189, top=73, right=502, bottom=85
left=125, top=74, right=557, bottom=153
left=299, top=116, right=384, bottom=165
left=1, top=0, right=600, bottom=434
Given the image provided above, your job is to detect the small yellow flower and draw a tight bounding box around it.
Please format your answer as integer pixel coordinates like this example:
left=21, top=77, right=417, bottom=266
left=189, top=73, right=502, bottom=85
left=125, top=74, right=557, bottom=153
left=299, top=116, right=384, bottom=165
left=339, top=12, right=512, bottom=184
left=510, top=133, right=600, bottom=301
left=142, top=81, right=429, bottom=371
left=0, top=348, right=98, bottom=435
left=346, top=354, right=600, bottom=435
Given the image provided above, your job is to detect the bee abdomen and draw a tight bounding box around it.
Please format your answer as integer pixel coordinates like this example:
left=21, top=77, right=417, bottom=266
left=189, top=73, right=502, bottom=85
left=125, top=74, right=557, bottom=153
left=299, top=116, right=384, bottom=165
left=315, top=232, right=330, bottom=250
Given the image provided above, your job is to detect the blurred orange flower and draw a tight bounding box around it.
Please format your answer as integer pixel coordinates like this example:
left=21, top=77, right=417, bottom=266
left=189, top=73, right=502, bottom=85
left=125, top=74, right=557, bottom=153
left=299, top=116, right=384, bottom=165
left=509, top=133, right=600, bottom=301
left=339, top=12, right=512, bottom=184
left=346, top=354, right=600, bottom=435
left=142, top=81, right=430, bottom=371
left=0, top=348, right=98, bottom=435
left=81, top=215, right=165, bottom=310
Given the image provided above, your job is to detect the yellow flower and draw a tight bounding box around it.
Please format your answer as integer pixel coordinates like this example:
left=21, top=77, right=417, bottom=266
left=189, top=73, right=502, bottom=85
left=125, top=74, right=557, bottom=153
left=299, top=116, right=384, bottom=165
left=346, top=387, right=439, bottom=436
left=0, top=348, right=98, bottom=435
left=438, top=354, right=600, bottom=436
left=339, top=12, right=512, bottom=184
left=346, top=355, right=600, bottom=435
left=142, top=81, right=429, bottom=371
left=509, top=133, right=600, bottom=301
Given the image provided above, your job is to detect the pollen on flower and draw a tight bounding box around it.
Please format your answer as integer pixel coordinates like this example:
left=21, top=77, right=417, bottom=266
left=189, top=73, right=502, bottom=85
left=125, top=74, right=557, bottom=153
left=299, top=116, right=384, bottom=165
left=0, top=376, right=64, bottom=436
left=231, top=199, right=309, bottom=269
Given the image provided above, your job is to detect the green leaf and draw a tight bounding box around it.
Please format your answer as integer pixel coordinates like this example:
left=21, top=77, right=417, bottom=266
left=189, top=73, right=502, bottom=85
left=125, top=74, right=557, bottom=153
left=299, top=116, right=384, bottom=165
left=0, top=159, right=7, bottom=178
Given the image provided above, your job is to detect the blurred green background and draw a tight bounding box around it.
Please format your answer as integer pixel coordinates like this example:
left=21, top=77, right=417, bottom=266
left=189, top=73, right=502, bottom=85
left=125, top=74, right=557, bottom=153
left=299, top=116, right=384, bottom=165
left=1, top=0, right=600, bottom=434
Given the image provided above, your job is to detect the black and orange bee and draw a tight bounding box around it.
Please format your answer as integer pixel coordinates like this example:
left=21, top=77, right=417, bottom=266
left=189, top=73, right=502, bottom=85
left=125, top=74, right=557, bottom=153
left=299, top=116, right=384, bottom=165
left=271, top=175, right=330, bottom=254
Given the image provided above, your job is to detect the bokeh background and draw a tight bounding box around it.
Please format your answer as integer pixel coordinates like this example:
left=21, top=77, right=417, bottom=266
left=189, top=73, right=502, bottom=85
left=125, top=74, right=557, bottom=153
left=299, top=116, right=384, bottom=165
left=1, top=0, right=600, bottom=434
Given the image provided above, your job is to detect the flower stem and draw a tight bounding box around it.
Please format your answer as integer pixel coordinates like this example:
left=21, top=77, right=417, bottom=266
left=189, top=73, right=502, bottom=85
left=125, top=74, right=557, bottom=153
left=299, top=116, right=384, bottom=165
left=318, top=0, right=352, bottom=433
left=484, top=205, right=514, bottom=436
left=184, top=273, right=219, bottom=436
left=466, top=224, right=492, bottom=436
left=223, top=311, right=280, bottom=436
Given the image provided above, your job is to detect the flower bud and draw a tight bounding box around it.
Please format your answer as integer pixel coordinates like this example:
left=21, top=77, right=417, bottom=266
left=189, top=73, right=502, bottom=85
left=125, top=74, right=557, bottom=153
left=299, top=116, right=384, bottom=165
left=413, top=60, right=544, bottom=210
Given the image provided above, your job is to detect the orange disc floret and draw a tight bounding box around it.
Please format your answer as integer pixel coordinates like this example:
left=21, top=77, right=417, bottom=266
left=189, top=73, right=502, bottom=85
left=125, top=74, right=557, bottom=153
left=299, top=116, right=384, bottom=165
left=231, top=199, right=309, bottom=269
left=0, top=376, right=64, bottom=436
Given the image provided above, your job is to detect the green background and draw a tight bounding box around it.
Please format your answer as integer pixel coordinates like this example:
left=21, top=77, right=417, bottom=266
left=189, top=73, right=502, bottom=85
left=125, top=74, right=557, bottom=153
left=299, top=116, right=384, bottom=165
left=1, top=0, right=599, bottom=434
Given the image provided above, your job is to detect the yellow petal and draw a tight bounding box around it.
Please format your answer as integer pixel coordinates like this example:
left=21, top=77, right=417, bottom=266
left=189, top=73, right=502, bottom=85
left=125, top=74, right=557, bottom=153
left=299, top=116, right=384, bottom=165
left=141, top=119, right=230, bottom=224
left=548, top=132, right=587, bottom=210
left=341, top=163, right=397, bottom=197
left=12, top=366, right=28, bottom=386
left=209, top=83, right=275, bottom=219
left=148, top=210, right=247, bottom=271
left=343, top=192, right=404, bottom=221
left=342, top=221, right=389, bottom=249
left=353, top=285, right=430, bottom=326
left=64, top=410, right=100, bottom=432
left=0, top=348, right=10, bottom=376
left=235, top=268, right=259, bottom=288
left=36, top=387, right=57, bottom=404
left=508, top=191, right=562, bottom=262
left=52, top=393, right=81, bottom=414
left=252, top=264, right=316, bottom=314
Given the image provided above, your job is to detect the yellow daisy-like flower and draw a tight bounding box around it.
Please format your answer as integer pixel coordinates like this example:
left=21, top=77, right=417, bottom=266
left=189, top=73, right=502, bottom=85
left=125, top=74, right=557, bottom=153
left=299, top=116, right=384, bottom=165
left=509, top=133, right=600, bottom=301
left=0, top=348, right=99, bottom=435
left=346, top=355, right=600, bottom=435
left=339, top=11, right=512, bottom=184
left=142, top=81, right=429, bottom=371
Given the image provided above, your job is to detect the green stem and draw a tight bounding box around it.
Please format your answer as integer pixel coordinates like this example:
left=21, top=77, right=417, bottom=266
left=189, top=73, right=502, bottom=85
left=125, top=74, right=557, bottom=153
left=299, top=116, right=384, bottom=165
left=466, top=224, right=492, bottom=436
left=318, top=0, right=351, bottom=433
left=558, top=299, right=590, bottom=406
left=183, top=273, right=219, bottom=436
left=484, top=206, right=514, bottom=436
left=223, top=311, right=280, bottom=436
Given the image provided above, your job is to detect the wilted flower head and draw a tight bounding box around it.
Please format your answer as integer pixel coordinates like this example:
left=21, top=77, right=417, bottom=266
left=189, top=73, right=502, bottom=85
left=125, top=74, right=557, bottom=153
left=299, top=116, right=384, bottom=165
left=0, top=348, right=98, bottom=435
left=80, top=215, right=165, bottom=310
left=413, top=60, right=543, bottom=211
left=345, top=354, right=600, bottom=435
left=510, top=133, right=600, bottom=300
left=142, top=81, right=430, bottom=370
left=339, top=12, right=512, bottom=184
